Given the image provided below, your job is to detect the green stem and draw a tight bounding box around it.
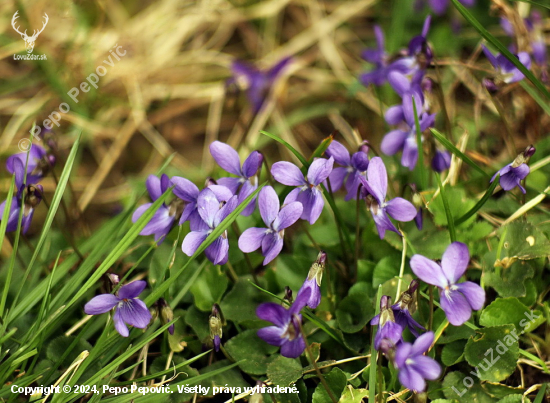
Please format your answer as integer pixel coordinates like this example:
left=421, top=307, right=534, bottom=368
left=436, top=173, right=456, bottom=242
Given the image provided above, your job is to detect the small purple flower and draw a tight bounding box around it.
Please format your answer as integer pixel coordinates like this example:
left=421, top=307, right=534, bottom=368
left=256, top=287, right=311, bottom=358
left=360, top=26, right=409, bottom=86
left=271, top=157, right=334, bottom=225
left=325, top=141, right=369, bottom=200
left=410, top=242, right=485, bottom=326
left=417, top=0, right=475, bottom=15
left=181, top=189, right=238, bottom=265
left=238, top=186, right=302, bottom=265
left=482, top=45, right=531, bottom=90
left=371, top=295, right=403, bottom=353
left=359, top=157, right=417, bottom=239
left=7, top=144, right=55, bottom=191
left=394, top=331, right=441, bottom=392
left=84, top=280, right=152, bottom=337
left=381, top=73, right=436, bottom=170
left=171, top=176, right=233, bottom=229
left=399, top=16, right=433, bottom=75
left=132, top=174, right=181, bottom=244
left=490, top=145, right=535, bottom=194
left=231, top=57, right=292, bottom=112
left=210, top=141, right=263, bottom=216
left=371, top=280, right=425, bottom=337
left=0, top=184, right=43, bottom=234
left=297, top=251, right=326, bottom=309
left=432, top=149, right=451, bottom=172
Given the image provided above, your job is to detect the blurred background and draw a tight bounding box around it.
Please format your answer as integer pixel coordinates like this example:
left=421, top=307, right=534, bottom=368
left=0, top=0, right=548, bottom=237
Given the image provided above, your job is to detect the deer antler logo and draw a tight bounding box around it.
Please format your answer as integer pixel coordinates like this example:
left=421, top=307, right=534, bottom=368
left=12, top=11, right=49, bottom=53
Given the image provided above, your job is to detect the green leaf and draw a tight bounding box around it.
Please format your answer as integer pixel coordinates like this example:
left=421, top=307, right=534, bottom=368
left=312, top=367, right=347, bottom=403
left=499, top=222, right=550, bottom=261
left=339, top=387, right=369, bottom=403
left=429, top=186, right=475, bottom=228
left=482, top=383, right=525, bottom=400
left=441, top=340, right=466, bottom=366
left=454, top=179, right=499, bottom=225
left=220, top=277, right=267, bottom=324
left=224, top=329, right=277, bottom=375
left=443, top=372, right=497, bottom=403
left=267, top=356, right=303, bottom=387
left=483, top=254, right=534, bottom=298
left=464, top=325, right=519, bottom=382
left=336, top=292, right=374, bottom=334
left=480, top=297, right=544, bottom=333
left=372, top=256, right=400, bottom=288
left=496, top=395, right=531, bottom=403
left=190, top=264, right=228, bottom=312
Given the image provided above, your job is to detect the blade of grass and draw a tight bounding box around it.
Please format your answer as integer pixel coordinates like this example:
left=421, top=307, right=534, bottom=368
left=369, top=286, right=382, bottom=403
left=520, top=81, right=550, bottom=117
left=454, top=177, right=499, bottom=225
left=449, top=0, right=550, bottom=100
left=412, top=95, right=427, bottom=190
left=0, top=176, right=16, bottom=318
left=7, top=133, right=82, bottom=324
left=431, top=128, right=489, bottom=178
left=436, top=173, right=456, bottom=242
left=309, top=132, right=334, bottom=162
left=260, top=130, right=308, bottom=166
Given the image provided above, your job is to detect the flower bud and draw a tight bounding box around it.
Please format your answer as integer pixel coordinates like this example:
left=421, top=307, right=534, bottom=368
left=157, top=298, right=174, bottom=335
left=283, top=286, right=293, bottom=304
left=209, top=303, right=224, bottom=352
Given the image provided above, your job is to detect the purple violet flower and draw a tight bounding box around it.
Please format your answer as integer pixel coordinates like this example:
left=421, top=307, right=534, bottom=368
left=132, top=174, right=181, bottom=244
left=171, top=176, right=233, bottom=229
left=325, top=141, right=369, bottom=200
left=360, top=26, right=409, bottom=86
left=271, top=157, right=334, bottom=225
left=482, top=45, right=531, bottom=91
left=371, top=295, right=403, bottom=353
left=238, top=186, right=302, bottom=265
left=394, top=331, right=441, bottom=392
left=256, top=288, right=311, bottom=358
left=381, top=73, right=436, bottom=170
left=297, top=251, right=326, bottom=309
left=417, top=0, right=474, bottom=15
left=84, top=280, right=152, bottom=337
left=7, top=144, right=55, bottom=191
left=231, top=57, right=292, bottom=112
left=490, top=145, right=535, bottom=194
left=432, top=149, right=451, bottom=172
left=410, top=242, right=485, bottom=326
left=210, top=141, right=263, bottom=216
left=371, top=280, right=425, bottom=337
left=0, top=184, right=43, bottom=234
left=359, top=157, right=417, bottom=239
left=181, top=189, right=238, bottom=265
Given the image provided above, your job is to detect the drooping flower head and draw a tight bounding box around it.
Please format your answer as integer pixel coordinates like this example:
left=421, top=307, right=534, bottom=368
left=7, top=144, right=55, bottom=191
left=256, top=288, right=311, bottom=358
left=482, top=45, right=531, bottom=91
left=271, top=157, right=334, bottom=224
left=431, top=149, right=451, bottom=172
left=209, top=304, right=224, bottom=352
left=84, top=280, right=152, bottom=337
left=0, top=184, right=43, bottom=234
left=156, top=298, right=175, bottom=335
left=230, top=57, right=292, bottom=112
left=490, top=145, right=535, bottom=194
left=394, top=331, right=441, bottom=392
left=410, top=242, right=485, bottom=326
left=371, top=295, right=403, bottom=354
left=359, top=157, right=417, bottom=239
left=181, top=189, right=238, bottom=265
left=238, top=186, right=302, bottom=265
left=325, top=141, right=369, bottom=200
left=381, top=72, right=436, bottom=171
left=297, top=250, right=326, bottom=309
left=371, top=280, right=425, bottom=337
left=210, top=141, right=263, bottom=216
left=132, top=174, right=182, bottom=244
